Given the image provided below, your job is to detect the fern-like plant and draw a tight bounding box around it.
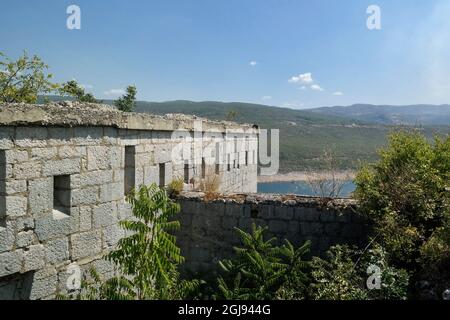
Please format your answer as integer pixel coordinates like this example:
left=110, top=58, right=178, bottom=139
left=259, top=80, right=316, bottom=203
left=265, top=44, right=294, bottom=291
left=63, top=183, right=199, bottom=300
left=216, top=223, right=310, bottom=300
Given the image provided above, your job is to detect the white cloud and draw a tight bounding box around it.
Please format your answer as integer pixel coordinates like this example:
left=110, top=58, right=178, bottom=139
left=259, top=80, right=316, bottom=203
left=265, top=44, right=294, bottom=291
left=104, top=88, right=125, bottom=96
left=262, top=95, right=272, bottom=100
left=249, top=61, right=257, bottom=66
left=310, top=84, right=324, bottom=91
left=333, top=91, right=343, bottom=96
left=300, top=86, right=307, bottom=90
left=80, top=84, right=93, bottom=90
left=288, top=72, right=313, bottom=84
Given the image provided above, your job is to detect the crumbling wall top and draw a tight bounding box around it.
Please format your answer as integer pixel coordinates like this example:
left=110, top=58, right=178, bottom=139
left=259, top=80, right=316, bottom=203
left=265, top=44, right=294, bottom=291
left=0, top=101, right=258, bottom=133
left=177, top=192, right=357, bottom=210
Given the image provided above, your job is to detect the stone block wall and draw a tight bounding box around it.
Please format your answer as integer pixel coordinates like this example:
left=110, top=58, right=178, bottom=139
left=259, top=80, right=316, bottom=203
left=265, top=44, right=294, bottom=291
left=0, top=102, right=258, bottom=299
left=175, top=193, right=370, bottom=274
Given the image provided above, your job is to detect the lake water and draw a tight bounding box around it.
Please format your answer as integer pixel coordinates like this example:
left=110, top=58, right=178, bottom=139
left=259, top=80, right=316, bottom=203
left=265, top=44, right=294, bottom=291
left=257, top=180, right=356, bottom=197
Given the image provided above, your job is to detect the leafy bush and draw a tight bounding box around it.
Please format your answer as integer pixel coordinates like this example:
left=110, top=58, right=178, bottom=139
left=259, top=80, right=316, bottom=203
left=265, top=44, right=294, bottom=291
left=0, top=51, right=57, bottom=103
left=216, top=224, right=310, bottom=300
left=354, top=130, right=450, bottom=297
left=114, top=85, right=137, bottom=112
left=58, top=80, right=99, bottom=103
left=67, top=184, right=199, bottom=300
left=309, top=244, right=409, bottom=300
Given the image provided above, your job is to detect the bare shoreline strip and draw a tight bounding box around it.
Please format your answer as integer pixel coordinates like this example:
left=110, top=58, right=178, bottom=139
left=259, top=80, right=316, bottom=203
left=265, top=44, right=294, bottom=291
left=257, top=170, right=356, bottom=183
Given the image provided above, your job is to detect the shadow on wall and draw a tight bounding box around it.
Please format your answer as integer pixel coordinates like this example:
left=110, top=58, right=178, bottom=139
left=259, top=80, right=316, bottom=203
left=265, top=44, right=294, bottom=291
left=0, top=271, right=34, bottom=300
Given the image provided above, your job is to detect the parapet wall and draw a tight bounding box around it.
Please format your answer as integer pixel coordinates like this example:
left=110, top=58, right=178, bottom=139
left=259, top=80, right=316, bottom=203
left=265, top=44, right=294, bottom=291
left=175, top=193, right=370, bottom=274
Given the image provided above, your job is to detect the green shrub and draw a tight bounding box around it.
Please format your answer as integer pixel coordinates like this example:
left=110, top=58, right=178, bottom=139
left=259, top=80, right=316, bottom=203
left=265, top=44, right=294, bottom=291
left=309, top=244, right=409, bottom=300
left=354, top=130, right=450, bottom=296
left=67, top=184, right=199, bottom=300
left=216, top=224, right=310, bottom=300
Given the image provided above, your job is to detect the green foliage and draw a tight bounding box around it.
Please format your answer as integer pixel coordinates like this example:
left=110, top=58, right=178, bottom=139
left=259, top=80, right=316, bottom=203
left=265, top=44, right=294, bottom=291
left=114, top=85, right=137, bottom=112
left=104, top=183, right=198, bottom=299
left=67, top=184, right=199, bottom=300
left=216, top=224, right=310, bottom=300
left=354, top=131, right=450, bottom=276
left=58, top=80, right=99, bottom=103
left=0, top=51, right=57, bottom=103
left=309, top=245, right=409, bottom=300
left=167, top=177, right=184, bottom=197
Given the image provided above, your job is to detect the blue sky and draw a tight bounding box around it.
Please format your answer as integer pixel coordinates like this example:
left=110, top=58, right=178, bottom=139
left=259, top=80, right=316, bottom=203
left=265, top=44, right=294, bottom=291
left=1, top=0, right=450, bottom=109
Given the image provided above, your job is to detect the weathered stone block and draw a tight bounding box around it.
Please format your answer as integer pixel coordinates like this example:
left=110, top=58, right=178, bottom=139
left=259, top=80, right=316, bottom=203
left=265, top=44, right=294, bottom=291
left=0, top=226, right=14, bottom=253
left=15, top=127, right=47, bottom=148
left=99, top=182, right=123, bottom=203
left=1, top=196, right=27, bottom=218
left=93, top=202, right=117, bottom=227
left=268, top=220, right=287, bottom=233
left=23, top=244, right=46, bottom=272
left=70, top=170, right=113, bottom=189
left=222, top=216, right=237, bottom=230
left=0, top=250, right=23, bottom=277
left=73, top=127, right=103, bottom=145
left=15, top=217, right=35, bottom=232
left=27, top=269, right=58, bottom=300
left=273, top=206, right=294, bottom=220
left=42, top=158, right=80, bottom=176
left=320, top=210, right=336, bottom=222
left=48, top=127, right=73, bottom=145
left=16, top=230, right=36, bottom=248
left=28, top=177, right=52, bottom=216
left=71, top=186, right=99, bottom=206
left=103, top=223, right=124, bottom=248
left=35, top=215, right=77, bottom=241
left=78, top=206, right=92, bottom=231
left=70, top=230, right=102, bottom=260
left=45, top=237, right=69, bottom=264
left=58, top=145, right=86, bottom=158
left=4, top=149, right=28, bottom=163
left=13, top=162, right=41, bottom=179
left=87, top=146, right=111, bottom=170
left=0, top=179, right=27, bottom=195
left=31, top=147, right=57, bottom=161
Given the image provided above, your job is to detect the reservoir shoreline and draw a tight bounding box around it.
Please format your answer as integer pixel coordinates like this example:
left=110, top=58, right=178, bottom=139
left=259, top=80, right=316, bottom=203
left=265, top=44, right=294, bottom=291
left=258, top=170, right=356, bottom=183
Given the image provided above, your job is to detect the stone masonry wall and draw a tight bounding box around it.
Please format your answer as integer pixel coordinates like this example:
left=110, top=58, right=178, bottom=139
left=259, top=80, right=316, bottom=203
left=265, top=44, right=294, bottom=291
left=175, top=193, right=370, bottom=274
left=0, top=102, right=258, bottom=299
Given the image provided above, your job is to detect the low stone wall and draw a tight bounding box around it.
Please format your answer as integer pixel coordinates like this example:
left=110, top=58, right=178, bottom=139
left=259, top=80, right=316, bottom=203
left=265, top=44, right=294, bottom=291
left=175, top=193, right=370, bottom=274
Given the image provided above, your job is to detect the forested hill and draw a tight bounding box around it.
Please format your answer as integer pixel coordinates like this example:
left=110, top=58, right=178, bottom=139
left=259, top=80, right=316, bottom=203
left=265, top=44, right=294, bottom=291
left=38, top=97, right=449, bottom=172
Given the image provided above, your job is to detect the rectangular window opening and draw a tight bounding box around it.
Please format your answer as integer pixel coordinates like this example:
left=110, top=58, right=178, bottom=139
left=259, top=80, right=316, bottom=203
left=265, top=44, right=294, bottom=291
left=201, top=158, right=206, bottom=179
left=159, top=163, right=166, bottom=188
left=124, top=146, right=136, bottom=195
left=184, top=163, right=190, bottom=184
left=227, top=154, right=231, bottom=172
left=245, top=151, right=249, bottom=166
left=53, top=175, right=71, bottom=217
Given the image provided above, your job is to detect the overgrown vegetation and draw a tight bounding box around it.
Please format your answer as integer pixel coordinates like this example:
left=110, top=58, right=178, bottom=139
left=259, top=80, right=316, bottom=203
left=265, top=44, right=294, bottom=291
left=0, top=51, right=57, bottom=103
left=114, top=85, right=137, bottom=112
left=354, top=130, right=450, bottom=298
left=306, top=148, right=352, bottom=198
left=216, top=224, right=310, bottom=300
left=58, top=80, right=99, bottom=103
left=67, top=184, right=199, bottom=300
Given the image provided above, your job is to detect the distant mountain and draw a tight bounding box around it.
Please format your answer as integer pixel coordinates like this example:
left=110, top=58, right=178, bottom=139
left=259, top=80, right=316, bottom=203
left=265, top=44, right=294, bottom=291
left=38, top=97, right=449, bottom=172
left=308, top=104, right=450, bottom=126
